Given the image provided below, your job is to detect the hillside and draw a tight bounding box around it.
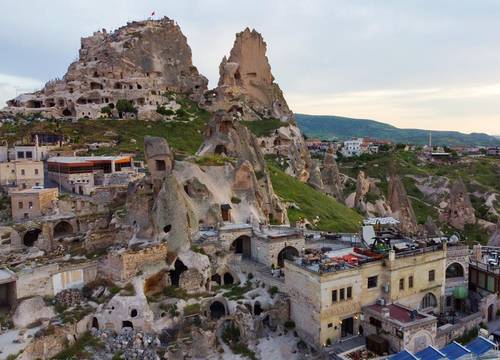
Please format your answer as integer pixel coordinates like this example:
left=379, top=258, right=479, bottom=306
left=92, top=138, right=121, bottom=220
left=268, top=162, right=363, bottom=232
left=296, top=114, right=500, bottom=147
left=337, top=150, right=500, bottom=244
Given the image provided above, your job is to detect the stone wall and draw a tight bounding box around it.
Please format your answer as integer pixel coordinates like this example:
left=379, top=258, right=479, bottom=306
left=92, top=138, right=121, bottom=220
left=103, top=243, right=168, bottom=282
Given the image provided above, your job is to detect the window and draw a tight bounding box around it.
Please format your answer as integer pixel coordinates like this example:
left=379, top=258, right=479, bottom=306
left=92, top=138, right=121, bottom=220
left=340, top=288, right=345, bottom=301
left=28, top=201, right=33, bottom=209
left=34, top=169, right=39, bottom=175
left=18, top=202, right=23, bottom=209
left=24, top=213, right=29, bottom=219
left=17, top=151, right=24, bottom=159
left=399, top=278, right=404, bottom=291
left=368, top=276, right=378, bottom=289
left=409, top=276, right=414, bottom=288
left=428, top=270, right=435, bottom=282
left=347, top=286, right=352, bottom=299
left=328, top=323, right=333, bottom=328
left=21, top=169, right=25, bottom=175
left=332, top=290, right=337, bottom=303
left=26, top=151, right=33, bottom=159
left=155, top=159, right=166, bottom=171
left=446, top=296, right=452, bottom=307
left=420, top=293, right=437, bottom=309
left=35, top=182, right=39, bottom=186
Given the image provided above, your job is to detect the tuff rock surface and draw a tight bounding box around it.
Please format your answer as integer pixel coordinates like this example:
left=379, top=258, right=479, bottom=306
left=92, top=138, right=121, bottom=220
left=321, top=144, right=344, bottom=200
left=444, top=179, right=476, bottom=230
left=5, top=17, right=207, bottom=119
left=387, top=174, right=418, bottom=234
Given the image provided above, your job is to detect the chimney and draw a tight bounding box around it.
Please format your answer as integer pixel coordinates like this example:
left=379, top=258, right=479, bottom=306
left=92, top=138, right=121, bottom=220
left=382, top=307, right=390, bottom=318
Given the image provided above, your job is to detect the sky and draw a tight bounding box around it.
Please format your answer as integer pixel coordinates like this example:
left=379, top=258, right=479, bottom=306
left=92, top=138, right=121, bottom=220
left=1, top=1, right=500, bottom=135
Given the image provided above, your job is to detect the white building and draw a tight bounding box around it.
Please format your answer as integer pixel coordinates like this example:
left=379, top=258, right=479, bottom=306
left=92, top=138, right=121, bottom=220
left=341, top=138, right=364, bottom=157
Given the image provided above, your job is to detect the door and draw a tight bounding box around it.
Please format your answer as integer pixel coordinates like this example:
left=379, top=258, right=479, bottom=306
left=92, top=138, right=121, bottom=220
left=341, top=317, right=354, bottom=337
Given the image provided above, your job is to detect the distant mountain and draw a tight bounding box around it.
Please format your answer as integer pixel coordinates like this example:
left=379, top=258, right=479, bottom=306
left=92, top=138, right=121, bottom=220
left=295, top=114, right=500, bottom=147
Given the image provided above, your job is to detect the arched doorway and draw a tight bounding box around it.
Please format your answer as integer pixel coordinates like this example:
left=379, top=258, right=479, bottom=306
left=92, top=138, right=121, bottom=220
left=214, top=144, right=227, bottom=155
left=54, top=221, right=73, bottom=239
left=230, top=235, right=251, bottom=258
left=169, top=259, right=187, bottom=287
left=210, top=301, right=226, bottom=320
left=223, top=273, right=234, bottom=285
left=420, top=293, right=437, bottom=310
left=254, top=301, right=263, bottom=316
left=446, top=263, right=464, bottom=278
left=92, top=317, right=99, bottom=330
left=23, top=229, right=41, bottom=247
left=122, top=320, right=133, bottom=329
left=277, top=246, right=299, bottom=267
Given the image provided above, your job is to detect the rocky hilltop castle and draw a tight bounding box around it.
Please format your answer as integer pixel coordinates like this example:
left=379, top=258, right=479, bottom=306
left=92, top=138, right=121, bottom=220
left=6, top=17, right=208, bottom=119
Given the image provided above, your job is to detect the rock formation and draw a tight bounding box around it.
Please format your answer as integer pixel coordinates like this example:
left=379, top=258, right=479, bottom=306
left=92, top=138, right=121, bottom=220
left=321, top=145, right=344, bottom=200
left=445, top=179, right=476, bottom=230
left=196, top=110, right=287, bottom=224
left=488, top=219, right=500, bottom=246
left=424, top=215, right=441, bottom=237
left=203, top=28, right=320, bottom=188
left=5, top=17, right=207, bottom=119
left=205, top=28, right=292, bottom=122
left=387, top=174, right=418, bottom=234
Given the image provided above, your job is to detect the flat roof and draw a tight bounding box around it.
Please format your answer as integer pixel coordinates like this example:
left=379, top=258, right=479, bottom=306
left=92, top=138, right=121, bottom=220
left=12, top=187, right=57, bottom=194
left=47, top=155, right=131, bottom=164
left=368, top=304, right=425, bottom=323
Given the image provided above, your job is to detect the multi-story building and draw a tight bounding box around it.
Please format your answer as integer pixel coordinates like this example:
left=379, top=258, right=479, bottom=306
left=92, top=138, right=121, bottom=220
left=341, top=138, right=364, bottom=157
left=47, top=155, right=133, bottom=195
left=0, top=160, right=44, bottom=190
left=10, top=187, right=58, bottom=221
left=285, top=241, right=447, bottom=348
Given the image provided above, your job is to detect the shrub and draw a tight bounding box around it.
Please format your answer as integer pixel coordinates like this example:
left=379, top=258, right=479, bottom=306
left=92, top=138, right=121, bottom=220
left=116, top=99, right=137, bottom=117
left=156, top=105, right=175, bottom=116
left=100, top=106, right=112, bottom=115
left=268, top=286, right=278, bottom=297
left=284, top=320, right=296, bottom=329
left=231, top=196, right=242, bottom=204
left=183, top=303, right=201, bottom=316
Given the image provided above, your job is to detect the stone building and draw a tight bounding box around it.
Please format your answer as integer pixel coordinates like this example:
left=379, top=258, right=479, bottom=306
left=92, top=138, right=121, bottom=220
left=103, top=243, right=169, bottom=282
left=0, top=268, right=17, bottom=312
left=363, top=303, right=437, bottom=353
left=0, top=160, right=44, bottom=191
left=10, top=187, right=58, bottom=221
left=47, top=155, right=133, bottom=195
left=284, top=242, right=446, bottom=348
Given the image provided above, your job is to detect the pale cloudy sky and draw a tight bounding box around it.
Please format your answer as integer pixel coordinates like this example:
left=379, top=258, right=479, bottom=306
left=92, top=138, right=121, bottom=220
left=1, top=0, right=500, bottom=134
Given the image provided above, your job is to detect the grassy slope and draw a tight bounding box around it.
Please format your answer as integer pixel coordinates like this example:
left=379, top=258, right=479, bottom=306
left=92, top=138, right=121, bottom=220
left=338, top=150, right=500, bottom=243
left=241, top=118, right=286, bottom=137
left=1, top=97, right=211, bottom=159
left=268, top=164, right=363, bottom=232
left=296, top=114, right=500, bottom=147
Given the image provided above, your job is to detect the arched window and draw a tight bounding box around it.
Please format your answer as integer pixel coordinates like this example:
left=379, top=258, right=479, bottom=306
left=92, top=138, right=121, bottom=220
left=420, top=293, right=437, bottom=309
left=446, top=262, right=464, bottom=278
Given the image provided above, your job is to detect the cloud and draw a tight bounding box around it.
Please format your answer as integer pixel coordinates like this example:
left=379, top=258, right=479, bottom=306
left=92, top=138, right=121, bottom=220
left=287, top=83, right=500, bottom=134
left=0, top=73, right=44, bottom=108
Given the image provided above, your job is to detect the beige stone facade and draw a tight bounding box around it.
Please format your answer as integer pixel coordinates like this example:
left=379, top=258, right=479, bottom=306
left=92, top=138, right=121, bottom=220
left=10, top=187, right=58, bottom=221
left=285, top=246, right=447, bottom=347
left=103, top=243, right=168, bottom=282
left=0, top=160, right=44, bottom=190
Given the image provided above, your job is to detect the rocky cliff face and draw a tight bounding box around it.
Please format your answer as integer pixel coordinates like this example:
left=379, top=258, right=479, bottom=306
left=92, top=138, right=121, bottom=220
left=205, top=28, right=292, bottom=122
left=444, top=179, right=476, bottom=230
left=196, top=110, right=287, bottom=224
left=6, top=17, right=207, bottom=119
left=387, top=174, right=418, bottom=234
left=321, top=145, right=344, bottom=200
left=203, top=28, right=319, bottom=187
